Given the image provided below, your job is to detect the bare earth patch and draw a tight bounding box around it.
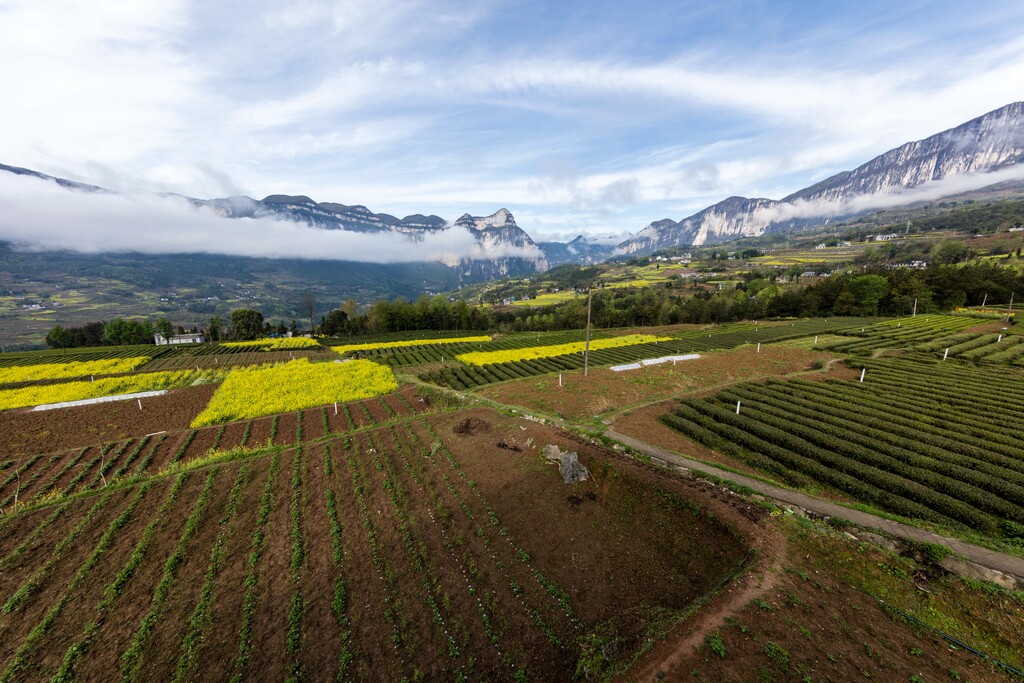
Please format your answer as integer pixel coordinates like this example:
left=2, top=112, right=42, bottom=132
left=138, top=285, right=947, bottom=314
left=0, top=383, right=217, bottom=459
left=481, top=346, right=844, bottom=421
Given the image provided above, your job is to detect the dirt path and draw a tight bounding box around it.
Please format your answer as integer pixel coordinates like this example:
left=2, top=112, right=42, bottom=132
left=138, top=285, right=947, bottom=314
left=625, top=518, right=787, bottom=682
left=606, top=429, right=1024, bottom=582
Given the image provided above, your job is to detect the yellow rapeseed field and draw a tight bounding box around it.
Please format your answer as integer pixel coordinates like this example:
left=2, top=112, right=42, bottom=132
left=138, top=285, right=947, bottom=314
left=0, top=369, right=222, bottom=412
left=221, top=337, right=321, bottom=350
left=0, top=357, right=151, bottom=384
left=332, top=335, right=490, bottom=354
left=456, top=334, right=671, bottom=366
left=191, top=358, right=398, bottom=427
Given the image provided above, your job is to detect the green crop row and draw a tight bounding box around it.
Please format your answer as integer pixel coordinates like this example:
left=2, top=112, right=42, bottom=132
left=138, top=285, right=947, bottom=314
left=229, top=454, right=281, bottom=681
left=0, top=483, right=151, bottom=683
left=120, top=470, right=217, bottom=681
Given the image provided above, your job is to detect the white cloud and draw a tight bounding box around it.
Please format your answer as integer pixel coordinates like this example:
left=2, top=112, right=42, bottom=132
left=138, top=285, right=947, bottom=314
left=0, top=173, right=543, bottom=264
left=0, top=0, right=198, bottom=167
left=2, top=1, right=1024, bottom=241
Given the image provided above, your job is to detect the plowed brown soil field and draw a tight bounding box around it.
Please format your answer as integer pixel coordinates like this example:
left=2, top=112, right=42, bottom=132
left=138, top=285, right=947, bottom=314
left=0, top=407, right=759, bottom=680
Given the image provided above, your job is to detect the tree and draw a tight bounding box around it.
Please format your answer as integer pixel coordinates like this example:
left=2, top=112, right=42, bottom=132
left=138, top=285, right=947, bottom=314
left=230, top=309, right=264, bottom=340
left=320, top=309, right=349, bottom=336
left=103, top=319, right=129, bottom=346
left=301, top=292, right=317, bottom=334
left=45, top=325, right=74, bottom=354
left=931, top=239, right=967, bottom=265
left=845, top=275, right=889, bottom=315
left=208, top=316, right=224, bottom=342
left=155, top=317, right=174, bottom=339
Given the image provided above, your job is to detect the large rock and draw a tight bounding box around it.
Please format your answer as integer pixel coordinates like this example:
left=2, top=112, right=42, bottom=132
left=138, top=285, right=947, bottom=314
left=543, top=445, right=591, bottom=484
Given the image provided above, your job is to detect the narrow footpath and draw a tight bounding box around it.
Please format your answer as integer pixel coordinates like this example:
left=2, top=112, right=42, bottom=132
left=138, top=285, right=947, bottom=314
left=606, top=429, right=1024, bottom=583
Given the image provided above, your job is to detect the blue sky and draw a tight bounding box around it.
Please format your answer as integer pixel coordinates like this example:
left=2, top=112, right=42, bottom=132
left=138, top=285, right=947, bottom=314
left=2, top=0, right=1024, bottom=242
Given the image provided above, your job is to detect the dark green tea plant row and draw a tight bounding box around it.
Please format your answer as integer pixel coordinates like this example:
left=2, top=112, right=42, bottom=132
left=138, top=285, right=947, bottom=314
left=916, top=332, right=1024, bottom=364
left=661, top=356, right=1024, bottom=540
left=813, top=315, right=983, bottom=354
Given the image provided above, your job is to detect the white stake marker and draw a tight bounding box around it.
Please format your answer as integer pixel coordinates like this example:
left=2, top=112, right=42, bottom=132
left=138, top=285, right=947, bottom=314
left=814, top=336, right=818, bottom=345
left=757, top=342, right=761, bottom=352
left=559, top=374, right=562, bottom=387
left=334, top=402, right=338, bottom=415
left=137, top=399, right=142, bottom=411
left=736, top=400, right=741, bottom=414
left=859, top=368, right=866, bottom=383
left=943, top=348, right=949, bottom=360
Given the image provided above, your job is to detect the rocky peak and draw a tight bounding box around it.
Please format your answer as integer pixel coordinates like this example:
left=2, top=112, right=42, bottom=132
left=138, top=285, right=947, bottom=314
left=453, top=208, right=517, bottom=231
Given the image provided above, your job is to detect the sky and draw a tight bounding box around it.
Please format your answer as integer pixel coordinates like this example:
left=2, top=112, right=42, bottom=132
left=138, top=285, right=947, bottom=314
left=1, top=0, right=1024, bottom=248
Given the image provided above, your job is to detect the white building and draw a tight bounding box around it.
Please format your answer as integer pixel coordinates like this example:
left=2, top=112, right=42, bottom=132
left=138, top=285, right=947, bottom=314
left=154, top=332, right=205, bottom=346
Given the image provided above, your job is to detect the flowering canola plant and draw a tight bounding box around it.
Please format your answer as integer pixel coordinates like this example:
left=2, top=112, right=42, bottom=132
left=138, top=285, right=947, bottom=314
left=221, top=337, right=321, bottom=350
left=332, top=335, right=490, bottom=354
left=456, top=334, right=671, bottom=366
left=191, top=358, right=398, bottom=427
left=0, top=357, right=151, bottom=384
left=0, top=369, right=222, bottom=412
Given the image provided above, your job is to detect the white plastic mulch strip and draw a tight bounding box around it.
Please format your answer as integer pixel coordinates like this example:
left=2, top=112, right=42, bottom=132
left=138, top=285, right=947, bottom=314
left=31, top=390, right=168, bottom=411
left=610, top=354, right=700, bottom=372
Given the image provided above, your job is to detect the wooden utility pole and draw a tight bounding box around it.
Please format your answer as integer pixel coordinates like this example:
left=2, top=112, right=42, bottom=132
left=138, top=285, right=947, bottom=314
left=1006, top=292, right=1015, bottom=323
left=584, top=288, right=593, bottom=377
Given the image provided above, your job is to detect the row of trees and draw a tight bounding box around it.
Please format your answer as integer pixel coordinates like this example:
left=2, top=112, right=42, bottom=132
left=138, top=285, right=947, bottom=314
left=43, top=261, right=1024, bottom=350
left=45, top=317, right=201, bottom=351
left=318, top=261, right=1023, bottom=336
left=44, top=310, right=308, bottom=349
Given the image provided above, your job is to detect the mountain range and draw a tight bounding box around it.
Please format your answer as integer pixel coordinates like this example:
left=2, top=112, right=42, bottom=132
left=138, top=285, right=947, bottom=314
left=616, top=101, right=1024, bottom=254
left=3, top=101, right=1024, bottom=275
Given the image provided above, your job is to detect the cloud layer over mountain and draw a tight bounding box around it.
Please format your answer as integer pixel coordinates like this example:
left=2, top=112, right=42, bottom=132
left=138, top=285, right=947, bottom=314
left=3, top=1, right=1024, bottom=237
left=0, top=174, right=543, bottom=264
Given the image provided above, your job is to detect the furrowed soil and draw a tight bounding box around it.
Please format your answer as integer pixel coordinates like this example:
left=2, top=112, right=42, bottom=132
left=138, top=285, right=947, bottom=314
left=271, top=412, right=298, bottom=446
left=28, top=475, right=177, bottom=675
left=177, top=454, right=278, bottom=682
left=0, top=406, right=759, bottom=681
left=480, top=346, right=845, bottom=421
left=241, top=448, right=297, bottom=680
left=0, top=387, right=437, bottom=511
left=0, top=383, right=217, bottom=458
